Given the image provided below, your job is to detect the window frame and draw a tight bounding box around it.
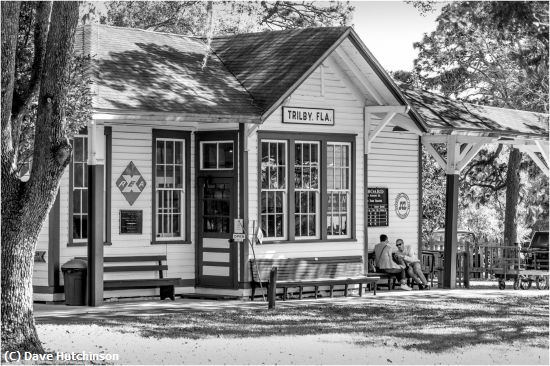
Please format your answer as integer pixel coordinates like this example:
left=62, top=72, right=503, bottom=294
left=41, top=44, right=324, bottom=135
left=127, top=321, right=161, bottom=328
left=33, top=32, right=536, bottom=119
left=199, top=140, right=234, bottom=171
left=293, top=141, right=320, bottom=240
left=259, top=139, right=288, bottom=241
left=257, top=131, right=356, bottom=244
left=326, top=142, right=352, bottom=239
left=69, top=133, right=89, bottom=245
left=152, top=129, right=191, bottom=245
left=68, top=127, right=112, bottom=247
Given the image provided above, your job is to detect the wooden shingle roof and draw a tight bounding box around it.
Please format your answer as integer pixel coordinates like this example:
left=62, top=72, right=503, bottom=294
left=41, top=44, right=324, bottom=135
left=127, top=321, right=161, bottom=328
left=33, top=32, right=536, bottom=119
left=85, top=25, right=261, bottom=117
left=210, top=27, right=349, bottom=115
left=401, top=86, right=549, bottom=138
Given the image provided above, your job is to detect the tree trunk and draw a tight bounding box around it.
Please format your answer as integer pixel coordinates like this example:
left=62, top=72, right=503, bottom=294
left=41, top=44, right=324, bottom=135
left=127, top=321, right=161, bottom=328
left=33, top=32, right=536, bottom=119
left=1, top=1, right=79, bottom=353
left=503, top=147, right=522, bottom=246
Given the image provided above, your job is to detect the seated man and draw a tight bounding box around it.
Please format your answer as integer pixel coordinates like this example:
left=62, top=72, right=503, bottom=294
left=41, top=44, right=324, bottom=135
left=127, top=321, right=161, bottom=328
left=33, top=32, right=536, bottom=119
left=374, top=234, right=412, bottom=291
left=396, top=239, right=430, bottom=290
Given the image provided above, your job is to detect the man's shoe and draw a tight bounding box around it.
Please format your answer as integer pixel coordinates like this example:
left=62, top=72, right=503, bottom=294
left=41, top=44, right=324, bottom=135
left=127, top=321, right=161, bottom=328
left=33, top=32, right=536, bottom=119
left=400, top=284, right=412, bottom=291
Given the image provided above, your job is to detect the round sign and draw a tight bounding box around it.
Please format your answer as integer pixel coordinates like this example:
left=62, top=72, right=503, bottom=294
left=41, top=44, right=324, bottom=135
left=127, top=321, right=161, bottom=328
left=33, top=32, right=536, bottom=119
left=395, top=193, right=410, bottom=219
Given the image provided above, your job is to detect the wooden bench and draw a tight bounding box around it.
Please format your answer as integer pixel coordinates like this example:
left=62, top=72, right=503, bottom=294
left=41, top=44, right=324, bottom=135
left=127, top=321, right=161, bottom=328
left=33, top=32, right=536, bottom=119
left=367, top=252, right=397, bottom=290
left=249, top=256, right=379, bottom=300
left=367, top=251, right=437, bottom=290
left=77, top=255, right=179, bottom=300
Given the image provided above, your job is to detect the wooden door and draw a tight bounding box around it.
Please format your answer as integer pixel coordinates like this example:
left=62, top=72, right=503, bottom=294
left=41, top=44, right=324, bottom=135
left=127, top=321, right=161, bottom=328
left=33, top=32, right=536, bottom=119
left=197, top=177, right=237, bottom=288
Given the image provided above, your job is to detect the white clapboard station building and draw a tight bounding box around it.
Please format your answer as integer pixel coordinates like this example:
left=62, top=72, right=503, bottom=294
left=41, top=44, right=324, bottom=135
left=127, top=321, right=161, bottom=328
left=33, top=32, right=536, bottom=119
left=32, top=25, right=548, bottom=302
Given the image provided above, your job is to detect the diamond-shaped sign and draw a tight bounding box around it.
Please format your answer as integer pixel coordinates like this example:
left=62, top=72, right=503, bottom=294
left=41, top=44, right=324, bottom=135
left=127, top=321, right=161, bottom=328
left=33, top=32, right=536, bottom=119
left=116, top=161, right=146, bottom=206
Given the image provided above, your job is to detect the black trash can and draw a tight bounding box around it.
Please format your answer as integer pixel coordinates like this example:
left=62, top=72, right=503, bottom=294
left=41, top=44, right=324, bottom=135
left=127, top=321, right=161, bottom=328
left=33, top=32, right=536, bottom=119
left=61, top=258, right=87, bottom=306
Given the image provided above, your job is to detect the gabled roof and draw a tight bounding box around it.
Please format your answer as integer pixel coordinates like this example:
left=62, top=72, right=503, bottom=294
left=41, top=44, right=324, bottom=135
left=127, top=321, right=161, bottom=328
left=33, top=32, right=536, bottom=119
left=401, top=86, right=549, bottom=139
left=81, top=25, right=262, bottom=118
left=210, top=27, right=350, bottom=116
left=82, top=24, right=548, bottom=139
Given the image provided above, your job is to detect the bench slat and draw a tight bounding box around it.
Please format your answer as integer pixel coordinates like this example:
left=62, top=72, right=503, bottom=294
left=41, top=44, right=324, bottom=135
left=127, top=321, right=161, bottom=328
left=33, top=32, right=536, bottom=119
left=104, top=265, right=168, bottom=273
left=104, top=256, right=167, bottom=262
left=104, top=278, right=179, bottom=289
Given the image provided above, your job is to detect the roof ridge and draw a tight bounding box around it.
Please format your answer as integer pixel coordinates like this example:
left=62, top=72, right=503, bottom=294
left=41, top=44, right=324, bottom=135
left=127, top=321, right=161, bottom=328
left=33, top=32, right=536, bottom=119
left=88, top=23, right=204, bottom=41
left=407, top=85, right=548, bottom=116
left=211, top=26, right=351, bottom=40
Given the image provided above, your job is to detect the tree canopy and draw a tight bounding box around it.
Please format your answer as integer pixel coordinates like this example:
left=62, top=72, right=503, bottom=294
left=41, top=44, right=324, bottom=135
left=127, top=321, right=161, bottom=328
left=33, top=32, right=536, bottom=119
left=101, top=1, right=354, bottom=36
left=411, top=1, right=549, bottom=243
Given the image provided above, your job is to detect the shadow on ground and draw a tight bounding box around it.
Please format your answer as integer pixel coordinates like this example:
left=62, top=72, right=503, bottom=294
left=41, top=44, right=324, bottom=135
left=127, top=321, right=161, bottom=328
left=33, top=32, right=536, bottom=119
left=36, top=292, right=549, bottom=354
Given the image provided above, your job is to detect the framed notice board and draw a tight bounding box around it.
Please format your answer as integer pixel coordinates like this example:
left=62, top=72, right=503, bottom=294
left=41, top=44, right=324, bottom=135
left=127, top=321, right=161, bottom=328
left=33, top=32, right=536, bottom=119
left=120, top=210, right=143, bottom=234
left=367, top=188, right=389, bottom=227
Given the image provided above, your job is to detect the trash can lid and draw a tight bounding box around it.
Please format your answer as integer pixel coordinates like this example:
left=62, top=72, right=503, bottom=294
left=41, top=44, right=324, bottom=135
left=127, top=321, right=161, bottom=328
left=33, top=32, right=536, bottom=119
left=61, top=258, right=88, bottom=270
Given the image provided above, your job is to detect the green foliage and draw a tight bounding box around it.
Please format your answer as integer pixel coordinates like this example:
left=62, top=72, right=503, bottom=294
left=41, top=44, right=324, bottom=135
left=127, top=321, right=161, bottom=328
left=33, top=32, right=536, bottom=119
left=413, top=1, right=549, bottom=242
left=101, top=1, right=354, bottom=35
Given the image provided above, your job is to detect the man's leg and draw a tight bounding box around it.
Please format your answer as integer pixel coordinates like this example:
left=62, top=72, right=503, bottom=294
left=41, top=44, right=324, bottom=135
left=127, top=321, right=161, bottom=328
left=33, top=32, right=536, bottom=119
left=407, top=264, right=422, bottom=286
left=412, top=262, right=429, bottom=286
left=382, top=268, right=410, bottom=289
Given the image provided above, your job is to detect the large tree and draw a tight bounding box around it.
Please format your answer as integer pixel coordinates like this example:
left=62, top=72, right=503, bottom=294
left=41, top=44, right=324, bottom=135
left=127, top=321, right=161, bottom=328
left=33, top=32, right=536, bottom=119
left=1, top=1, right=80, bottom=353
left=101, top=0, right=354, bottom=35
left=413, top=1, right=549, bottom=245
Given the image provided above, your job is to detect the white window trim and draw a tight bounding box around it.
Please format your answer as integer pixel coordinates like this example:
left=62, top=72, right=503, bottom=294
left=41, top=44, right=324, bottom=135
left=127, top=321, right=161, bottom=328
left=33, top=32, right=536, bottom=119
left=260, top=139, right=288, bottom=241
left=327, top=142, right=352, bottom=239
left=200, top=140, right=234, bottom=170
left=294, top=141, right=320, bottom=240
left=155, top=138, right=185, bottom=240
left=73, top=134, right=88, bottom=243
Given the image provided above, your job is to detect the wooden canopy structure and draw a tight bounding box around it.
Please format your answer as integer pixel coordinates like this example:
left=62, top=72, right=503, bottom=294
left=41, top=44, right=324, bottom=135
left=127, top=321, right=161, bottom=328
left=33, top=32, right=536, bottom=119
left=403, top=87, right=549, bottom=288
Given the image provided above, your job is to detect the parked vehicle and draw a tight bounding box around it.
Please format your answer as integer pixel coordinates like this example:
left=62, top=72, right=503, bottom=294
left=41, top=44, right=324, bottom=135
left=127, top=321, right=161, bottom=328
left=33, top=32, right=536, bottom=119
left=523, top=231, right=549, bottom=271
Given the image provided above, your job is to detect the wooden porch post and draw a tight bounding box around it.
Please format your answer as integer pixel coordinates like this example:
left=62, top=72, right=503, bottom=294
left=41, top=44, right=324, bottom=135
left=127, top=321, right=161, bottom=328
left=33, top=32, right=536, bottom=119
left=443, top=173, right=459, bottom=288
left=87, top=121, right=104, bottom=306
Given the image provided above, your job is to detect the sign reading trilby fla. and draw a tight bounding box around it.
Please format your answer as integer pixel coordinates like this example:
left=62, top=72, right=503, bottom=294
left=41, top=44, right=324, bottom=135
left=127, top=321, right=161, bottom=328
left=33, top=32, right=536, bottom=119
left=282, top=107, right=334, bottom=125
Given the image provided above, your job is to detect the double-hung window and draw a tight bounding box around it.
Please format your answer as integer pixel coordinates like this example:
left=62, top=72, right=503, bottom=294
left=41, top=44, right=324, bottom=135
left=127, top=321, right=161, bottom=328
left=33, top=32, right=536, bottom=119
left=153, top=130, right=190, bottom=243
left=294, top=142, right=320, bottom=239
left=259, top=133, right=354, bottom=242
left=327, top=143, right=351, bottom=238
left=72, top=134, right=88, bottom=241
left=260, top=140, right=287, bottom=240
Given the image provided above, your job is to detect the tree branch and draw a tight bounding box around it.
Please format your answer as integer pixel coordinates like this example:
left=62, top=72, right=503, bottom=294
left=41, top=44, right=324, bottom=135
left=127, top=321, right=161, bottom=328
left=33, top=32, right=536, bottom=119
left=1, top=1, right=21, bottom=161
left=11, top=1, right=52, bottom=162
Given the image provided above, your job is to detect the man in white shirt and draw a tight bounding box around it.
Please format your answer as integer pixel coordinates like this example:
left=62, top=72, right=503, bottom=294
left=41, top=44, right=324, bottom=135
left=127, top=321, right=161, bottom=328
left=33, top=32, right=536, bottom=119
left=397, top=238, right=430, bottom=290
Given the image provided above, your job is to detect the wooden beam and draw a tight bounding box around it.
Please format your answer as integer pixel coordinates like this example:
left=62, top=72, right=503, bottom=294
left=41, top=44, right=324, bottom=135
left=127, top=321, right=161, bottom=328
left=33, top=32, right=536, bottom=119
left=446, top=135, right=459, bottom=174
left=520, top=146, right=549, bottom=177
left=364, top=109, right=372, bottom=153
left=367, top=111, right=396, bottom=149
left=422, top=135, right=447, bottom=144
left=334, top=47, right=384, bottom=105
left=364, top=105, right=409, bottom=114
left=423, top=142, right=447, bottom=171
left=456, top=143, right=485, bottom=172
left=535, top=140, right=549, bottom=164
left=325, top=56, right=369, bottom=106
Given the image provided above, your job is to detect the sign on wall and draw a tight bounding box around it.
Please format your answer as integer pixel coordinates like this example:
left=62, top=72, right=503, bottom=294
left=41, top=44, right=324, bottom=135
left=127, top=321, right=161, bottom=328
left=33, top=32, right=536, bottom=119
left=120, top=210, right=143, bottom=234
left=367, top=188, right=389, bottom=227
left=395, top=193, right=411, bottom=219
left=116, top=161, right=146, bottom=206
left=282, top=107, right=334, bottom=125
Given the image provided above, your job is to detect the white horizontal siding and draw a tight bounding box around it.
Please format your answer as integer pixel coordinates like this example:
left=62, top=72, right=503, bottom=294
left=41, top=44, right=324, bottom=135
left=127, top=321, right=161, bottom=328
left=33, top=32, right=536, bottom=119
left=58, top=122, right=198, bottom=291
left=368, top=129, right=419, bottom=250
left=248, top=59, right=365, bottom=260
left=248, top=54, right=420, bottom=261
left=33, top=210, right=50, bottom=287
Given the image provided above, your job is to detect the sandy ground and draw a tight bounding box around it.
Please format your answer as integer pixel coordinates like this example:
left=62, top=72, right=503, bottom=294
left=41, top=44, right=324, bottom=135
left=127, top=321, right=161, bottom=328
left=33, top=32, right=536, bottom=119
left=32, top=288, right=550, bottom=365
left=35, top=324, right=548, bottom=365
